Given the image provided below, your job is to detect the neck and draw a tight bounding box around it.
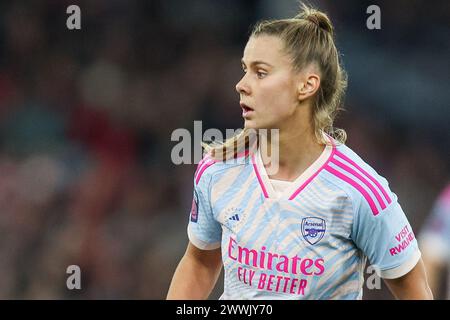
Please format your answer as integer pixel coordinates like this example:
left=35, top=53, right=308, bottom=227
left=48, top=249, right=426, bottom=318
left=260, top=105, right=325, bottom=181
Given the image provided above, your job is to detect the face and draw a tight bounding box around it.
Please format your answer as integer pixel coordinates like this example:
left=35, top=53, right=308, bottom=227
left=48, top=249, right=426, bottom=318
left=236, top=35, right=301, bottom=130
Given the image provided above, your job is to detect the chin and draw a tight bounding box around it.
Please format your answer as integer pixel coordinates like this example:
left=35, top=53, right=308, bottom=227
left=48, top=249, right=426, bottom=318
left=243, top=120, right=262, bottom=131
left=243, top=118, right=255, bottom=128
left=244, top=119, right=278, bottom=131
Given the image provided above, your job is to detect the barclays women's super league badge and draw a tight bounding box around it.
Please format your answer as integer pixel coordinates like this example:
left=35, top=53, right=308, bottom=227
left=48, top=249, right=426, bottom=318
left=301, top=217, right=326, bottom=245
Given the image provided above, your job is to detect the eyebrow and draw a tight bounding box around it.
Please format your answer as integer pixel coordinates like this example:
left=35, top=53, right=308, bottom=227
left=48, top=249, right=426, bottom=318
left=241, top=59, right=273, bottom=68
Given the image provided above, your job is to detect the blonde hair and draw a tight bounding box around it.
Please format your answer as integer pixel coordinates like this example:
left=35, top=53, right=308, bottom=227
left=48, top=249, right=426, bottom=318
left=204, top=2, right=347, bottom=160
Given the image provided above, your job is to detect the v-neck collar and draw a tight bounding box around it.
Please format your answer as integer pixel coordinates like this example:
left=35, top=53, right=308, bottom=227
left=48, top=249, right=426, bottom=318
left=251, top=135, right=336, bottom=200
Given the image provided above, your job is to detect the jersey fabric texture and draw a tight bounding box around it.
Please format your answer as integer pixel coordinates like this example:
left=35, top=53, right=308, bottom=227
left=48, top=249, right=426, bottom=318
left=187, top=137, right=421, bottom=299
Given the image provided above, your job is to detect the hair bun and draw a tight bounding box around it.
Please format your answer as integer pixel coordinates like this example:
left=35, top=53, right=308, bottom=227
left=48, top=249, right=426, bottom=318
left=295, top=5, right=334, bottom=36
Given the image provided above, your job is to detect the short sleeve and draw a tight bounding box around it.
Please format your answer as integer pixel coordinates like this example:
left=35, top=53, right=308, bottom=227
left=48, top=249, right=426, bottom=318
left=352, top=192, right=421, bottom=279
left=187, top=168, right=222, bottom=250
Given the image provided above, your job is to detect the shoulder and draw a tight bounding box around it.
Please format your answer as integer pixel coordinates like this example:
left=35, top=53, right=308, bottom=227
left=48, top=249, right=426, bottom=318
left=194, top=153, right=250, bottom=188
left=321, top=142, right=395, bottom=216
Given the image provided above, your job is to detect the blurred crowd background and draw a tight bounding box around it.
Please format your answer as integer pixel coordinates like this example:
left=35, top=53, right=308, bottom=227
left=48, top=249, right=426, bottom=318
left=0, top=0, right=448, bottom=299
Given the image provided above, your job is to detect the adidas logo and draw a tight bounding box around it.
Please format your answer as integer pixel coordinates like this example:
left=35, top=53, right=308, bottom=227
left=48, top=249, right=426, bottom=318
left=229, top=214, right=240, bottom=221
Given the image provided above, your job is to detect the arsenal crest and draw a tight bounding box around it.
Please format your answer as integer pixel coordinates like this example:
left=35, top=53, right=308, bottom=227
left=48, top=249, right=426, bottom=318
left=301, top=217, right=326, bottom=245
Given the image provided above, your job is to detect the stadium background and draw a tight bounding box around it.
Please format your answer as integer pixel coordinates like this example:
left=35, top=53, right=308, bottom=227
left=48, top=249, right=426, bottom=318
left=0, top=0, right=448, bottom=299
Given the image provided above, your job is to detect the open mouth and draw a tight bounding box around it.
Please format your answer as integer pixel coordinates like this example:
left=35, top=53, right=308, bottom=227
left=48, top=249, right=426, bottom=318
left=240, top=102, right=254, bottom=116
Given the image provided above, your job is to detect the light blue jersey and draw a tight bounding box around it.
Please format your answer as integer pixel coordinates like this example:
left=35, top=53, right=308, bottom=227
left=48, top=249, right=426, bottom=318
left=188, top=137, right=421, bottom=299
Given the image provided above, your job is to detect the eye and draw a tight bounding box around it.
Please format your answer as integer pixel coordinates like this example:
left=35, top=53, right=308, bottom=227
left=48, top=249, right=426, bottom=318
left=256, top=71, right=267, bottom=79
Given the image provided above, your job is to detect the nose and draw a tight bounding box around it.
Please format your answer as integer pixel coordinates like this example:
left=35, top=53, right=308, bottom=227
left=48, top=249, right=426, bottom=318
left=235, top=75, right=250, bottom=95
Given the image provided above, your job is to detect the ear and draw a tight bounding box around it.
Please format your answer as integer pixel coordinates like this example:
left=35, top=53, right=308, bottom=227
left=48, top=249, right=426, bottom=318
left=297, top=73, right=320, bottom=101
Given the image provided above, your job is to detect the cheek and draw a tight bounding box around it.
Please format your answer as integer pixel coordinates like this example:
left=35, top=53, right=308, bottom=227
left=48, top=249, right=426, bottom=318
left=259, top=78, right=297, bottom=114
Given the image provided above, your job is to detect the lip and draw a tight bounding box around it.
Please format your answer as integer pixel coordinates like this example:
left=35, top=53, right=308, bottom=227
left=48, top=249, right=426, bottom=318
left=240, top=102, right=254, bottom=117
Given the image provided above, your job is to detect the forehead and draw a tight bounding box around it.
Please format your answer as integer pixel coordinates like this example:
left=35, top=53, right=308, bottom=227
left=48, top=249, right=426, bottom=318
left=242, top=35, right=290, bottom=66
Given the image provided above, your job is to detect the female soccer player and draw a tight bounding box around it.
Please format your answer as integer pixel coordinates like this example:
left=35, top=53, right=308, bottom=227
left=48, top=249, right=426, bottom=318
left=167, top=4, right=432, bottom=299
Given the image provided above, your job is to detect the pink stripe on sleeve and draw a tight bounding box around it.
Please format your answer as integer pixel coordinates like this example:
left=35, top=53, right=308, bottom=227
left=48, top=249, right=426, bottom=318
left=325, top=165, right=379, bottom=215
left=194, top=155, right=209, bottom=179
left=195, top=158, right=216, bottom=185
left=335, top=151, right=392, bottom=204
left=330, top=157, right=386, bottom=210
left=251, top=154, right=269, bottom=198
